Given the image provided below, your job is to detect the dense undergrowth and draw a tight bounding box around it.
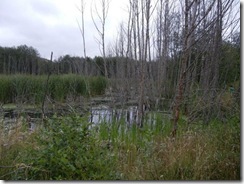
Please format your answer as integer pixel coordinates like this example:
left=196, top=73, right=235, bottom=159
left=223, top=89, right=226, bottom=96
left=0, top=74, right=240, bottom=180
left=0, top=74, right=107, bottom=104
left=0, top=111, right=240, bottom=180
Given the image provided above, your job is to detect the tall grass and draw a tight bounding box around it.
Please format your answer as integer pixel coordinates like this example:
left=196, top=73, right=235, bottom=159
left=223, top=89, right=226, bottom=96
left=115, top=118, right=240, bottom=180
left=92, top=113, right=240, bottom=180
left=0, top=74, right=107, bottom=104
left=0, top=75, right=12, bottom=103
left=0, top=113, right=240, bottom=180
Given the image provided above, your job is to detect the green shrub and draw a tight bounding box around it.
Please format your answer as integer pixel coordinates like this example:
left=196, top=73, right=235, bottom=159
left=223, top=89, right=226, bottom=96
left=18, top=114, right=120, bottom=180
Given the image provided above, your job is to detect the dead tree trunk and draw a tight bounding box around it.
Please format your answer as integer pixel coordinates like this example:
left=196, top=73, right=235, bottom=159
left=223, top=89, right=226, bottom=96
left=77, top=0, right=87, bottom=59
left=171, top=0, right=190, bottom=137
left=135, top=0, right=152, bottom=128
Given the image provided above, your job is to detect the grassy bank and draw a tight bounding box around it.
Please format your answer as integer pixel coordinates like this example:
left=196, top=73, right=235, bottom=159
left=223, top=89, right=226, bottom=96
left=0, top=112, right=240, bottom=180
left=0, top=74, right=107, bottom=104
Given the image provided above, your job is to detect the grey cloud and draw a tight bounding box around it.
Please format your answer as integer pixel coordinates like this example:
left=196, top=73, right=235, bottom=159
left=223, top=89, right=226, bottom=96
left=0, top=0, right=84, bottom=58
left=0, top=0, right=123, bottom=59
left=29, top=0, right=60, bottom=17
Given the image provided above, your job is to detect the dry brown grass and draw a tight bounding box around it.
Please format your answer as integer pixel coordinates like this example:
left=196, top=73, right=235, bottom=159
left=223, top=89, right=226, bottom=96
left=117, top=123, right=240, bottom=180
left=0, top=117, right=38, bottom=179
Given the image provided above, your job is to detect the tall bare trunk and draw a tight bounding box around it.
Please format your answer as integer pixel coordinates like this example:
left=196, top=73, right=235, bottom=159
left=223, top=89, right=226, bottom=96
left=91, top=0, right=110, bottom=78
left=171, top=0, right=190, bottom=137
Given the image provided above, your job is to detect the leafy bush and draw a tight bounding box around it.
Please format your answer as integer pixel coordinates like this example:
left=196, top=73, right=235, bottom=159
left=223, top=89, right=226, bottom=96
left=18, top=115, right=120, bottom=180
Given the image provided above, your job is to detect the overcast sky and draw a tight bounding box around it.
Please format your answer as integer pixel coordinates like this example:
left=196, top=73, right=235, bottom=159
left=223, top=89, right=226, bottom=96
left=0, top=0, right=128, bottom=59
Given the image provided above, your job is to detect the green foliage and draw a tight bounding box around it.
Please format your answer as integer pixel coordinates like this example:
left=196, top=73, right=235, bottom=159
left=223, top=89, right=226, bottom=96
left=0, top=113, right=240, bottom=180
left=220, top=41, right=240, bottom=85
left=48, top=76, right=69, bottom=101
left=0, top=75, right=107, bottom=104
left=90, top=76, right=107, bottom=95
left=12, top=75, right=46, bottom=103
left=0, top=75, right=12, bottom=103
left=14, top=115, right=119, bottom=180
left=116, top=117, right=240, bottom=180
left=0, top=118, right=35, bottom=180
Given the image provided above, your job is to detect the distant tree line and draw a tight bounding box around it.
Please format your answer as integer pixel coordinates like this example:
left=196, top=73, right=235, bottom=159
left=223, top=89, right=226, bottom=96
left=0, top=37, right=240, bottom=110
left=0, top=45, right=50, bottom=75
left=0, top=37, right=240, bottom=86
left=0, top=39, right=240, bottom=113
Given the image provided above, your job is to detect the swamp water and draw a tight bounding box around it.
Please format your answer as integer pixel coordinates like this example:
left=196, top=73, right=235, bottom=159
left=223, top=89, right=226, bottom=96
left=1, top=105, right=171, bottom=132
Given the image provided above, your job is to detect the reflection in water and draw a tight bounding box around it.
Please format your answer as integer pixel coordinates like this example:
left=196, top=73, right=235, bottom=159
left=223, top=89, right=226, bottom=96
left=2, top=105, right=168, bottom=132
left=90, top=105, right=139, bottom=125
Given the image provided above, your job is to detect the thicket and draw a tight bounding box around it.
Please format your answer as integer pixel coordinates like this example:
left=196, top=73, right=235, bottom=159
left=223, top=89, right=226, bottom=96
left=0, top=109, right=240, bottom=180
left=0, top=74, right=107, bottom=104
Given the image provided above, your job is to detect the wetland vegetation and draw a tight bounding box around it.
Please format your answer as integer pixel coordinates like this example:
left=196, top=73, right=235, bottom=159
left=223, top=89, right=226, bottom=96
left=0, top=0, right=240, bottom=180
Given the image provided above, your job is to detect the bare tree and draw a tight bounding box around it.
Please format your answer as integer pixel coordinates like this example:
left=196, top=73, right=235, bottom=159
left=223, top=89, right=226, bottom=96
left=91, top=0, right=110, bottom=78
left=134, top=0, right=153, bottom=128
left=171, top=0, right=214, bottom=136
left=155, top=0, right=172, bottom=98
left=171, top=0, right=238, bottom=135
left=77, top=0, right=87, bottom=59
left=195, top=0, right=238, bottom=123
